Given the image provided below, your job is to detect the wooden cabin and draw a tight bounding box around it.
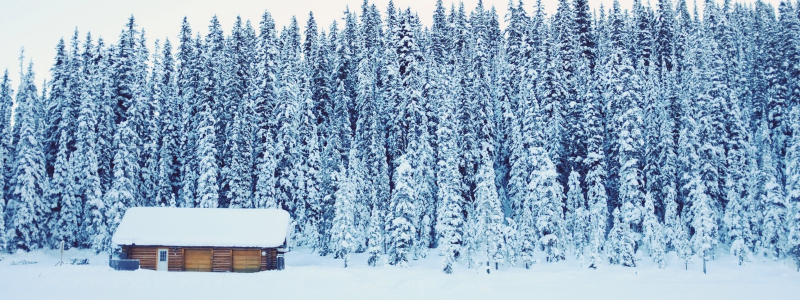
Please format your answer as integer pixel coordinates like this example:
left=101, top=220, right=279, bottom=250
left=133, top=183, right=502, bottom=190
left=111, top=207, right=290, bottom=272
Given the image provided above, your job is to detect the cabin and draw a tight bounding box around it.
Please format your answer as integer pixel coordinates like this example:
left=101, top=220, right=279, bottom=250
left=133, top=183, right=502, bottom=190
left=111, top=207, right=290, bottom=272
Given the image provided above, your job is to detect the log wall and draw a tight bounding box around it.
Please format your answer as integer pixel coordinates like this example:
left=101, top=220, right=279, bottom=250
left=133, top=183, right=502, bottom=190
left=124, top=246, right=280, bottom=272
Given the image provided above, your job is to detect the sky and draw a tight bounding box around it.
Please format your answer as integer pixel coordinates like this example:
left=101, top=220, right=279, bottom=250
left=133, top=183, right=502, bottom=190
left=0, top=0, right=786, bottom=92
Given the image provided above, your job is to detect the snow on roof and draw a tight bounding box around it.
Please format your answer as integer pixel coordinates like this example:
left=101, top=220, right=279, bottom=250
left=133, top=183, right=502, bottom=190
left=111, top=207, right=291, bottom=248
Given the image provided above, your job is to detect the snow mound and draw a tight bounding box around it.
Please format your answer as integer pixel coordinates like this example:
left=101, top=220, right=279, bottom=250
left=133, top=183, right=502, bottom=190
left=111, top=207, right=290, bottom=248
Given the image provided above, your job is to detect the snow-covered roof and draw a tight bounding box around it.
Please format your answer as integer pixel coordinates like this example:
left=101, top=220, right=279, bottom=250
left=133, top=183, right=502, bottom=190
left=111, top=207, right=291, bottom=248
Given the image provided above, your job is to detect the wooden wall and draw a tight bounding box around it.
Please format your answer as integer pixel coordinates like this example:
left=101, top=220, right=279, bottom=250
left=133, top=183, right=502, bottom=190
left=261, top=248, right=278, bottom=271
left=168, top=248, right=183, bottom=271
left=128, top=247, right=157, bottom=270
left=124, top=246, right=280, bottom=272
left=212, top=249, right=232, bottom=272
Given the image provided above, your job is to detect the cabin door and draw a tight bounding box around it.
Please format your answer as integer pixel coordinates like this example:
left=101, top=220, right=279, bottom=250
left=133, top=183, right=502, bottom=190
left=157, top=248, right=168, bottom=271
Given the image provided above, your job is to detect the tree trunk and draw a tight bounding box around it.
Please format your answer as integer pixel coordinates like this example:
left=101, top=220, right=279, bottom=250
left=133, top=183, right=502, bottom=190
left=486, top=261, right=490, bottom=274
left=703, top=256, right=706, bottom=274
left=495, top=262, right=498, bottom=270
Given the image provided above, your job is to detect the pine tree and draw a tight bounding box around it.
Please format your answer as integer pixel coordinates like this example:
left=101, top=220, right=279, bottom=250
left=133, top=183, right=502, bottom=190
left=6, top=63, right=47, bottom=251
left=222, top=16, right=256, bottom=210
left=642, top=192, right=666, bottom=268
left=254, top=133, right=279, bottom=210
left=224, top=109, right=254, bottom=209
left=330, top=158, right=358, bottom=268
left=93, top=38, right=115, bottom=196
left=155, top=39, right=180, bottom=207
left=606, top=208, right=636, bottom=267
left=139, top=40, right=162, bottom=208
left=531, top=145, right=566, bottom=263
left=195, top=100, right=219, bottom=209
left=0, top=70, right=9, bottom=252
left=584, top=67, right=609, bottom=268
left=566, top=170, right=587, bottom=257
left=787, top=108, right=800, bottom=270
left=723, top=99, right=755, bottom=265
left=616, top=58, right=646, bottom=246
left=387, top=156, right=417, bottom=267
left=757, top=120, right=788, bottom=259
left=73, top=34, right=106, bottom=250
left=102, top=120, right=140, bottom=251
left=436, top=82, right=464, bottom=273
left=474, top=146, right=505, bottom=271
left=177, top=18, right=199, bottom=208
left=688, top=171, right=717, bottom=274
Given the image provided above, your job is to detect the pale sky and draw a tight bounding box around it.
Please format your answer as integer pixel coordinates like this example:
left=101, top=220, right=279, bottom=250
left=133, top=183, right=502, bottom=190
left=0, top=0, right=784, bottom=92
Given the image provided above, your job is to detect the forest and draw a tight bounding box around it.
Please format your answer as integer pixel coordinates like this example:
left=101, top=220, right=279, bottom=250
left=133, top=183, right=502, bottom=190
left=0, top=0, right=799, bottom=273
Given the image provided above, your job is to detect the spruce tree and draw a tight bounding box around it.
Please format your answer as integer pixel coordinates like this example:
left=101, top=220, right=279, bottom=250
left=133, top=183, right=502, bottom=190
left=102, top=120, right=140, bottom=251
left=155, top=39, right=180, bottom=207
left=387, top=156, right=417, bottom=267
left=606, top=208, right=636, bottom=267
left=0, top=70, right=9, bottom=252
left=330, top=159, right=357, bottom=268
left=6, top=63, right=47, bottom=251
left=787, top=108, right=800, bottom=270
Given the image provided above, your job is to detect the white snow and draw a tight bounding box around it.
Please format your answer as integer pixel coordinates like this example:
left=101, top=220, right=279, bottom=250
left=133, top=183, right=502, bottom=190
left=110, top=207, right=290, bottom=248
left=0, top=247, right=798, bottom=300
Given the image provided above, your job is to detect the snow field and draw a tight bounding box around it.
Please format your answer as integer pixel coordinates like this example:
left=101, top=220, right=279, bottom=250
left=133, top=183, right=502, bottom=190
left=1, top=247, right=798, bottom=300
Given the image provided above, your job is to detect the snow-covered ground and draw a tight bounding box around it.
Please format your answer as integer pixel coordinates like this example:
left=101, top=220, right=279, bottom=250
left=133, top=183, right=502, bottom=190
left=1, top=247, right=798, bottom=300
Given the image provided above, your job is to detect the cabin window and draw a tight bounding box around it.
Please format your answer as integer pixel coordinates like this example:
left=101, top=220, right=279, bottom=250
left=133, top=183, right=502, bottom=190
left=159, top=250, right=167, bottom=262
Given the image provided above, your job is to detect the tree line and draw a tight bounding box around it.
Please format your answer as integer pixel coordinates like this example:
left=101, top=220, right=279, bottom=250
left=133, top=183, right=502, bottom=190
left=1, top=0, right=800, bottom=273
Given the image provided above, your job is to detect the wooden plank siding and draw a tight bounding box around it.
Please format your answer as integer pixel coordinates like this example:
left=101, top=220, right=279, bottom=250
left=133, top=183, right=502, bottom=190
left=168, top=248, right=183, bottom=271
left=124, top=246, right=280, bottom=272
left=128, top=247, right=158, bottom=270
left=212, top=249, right=232, bottom=272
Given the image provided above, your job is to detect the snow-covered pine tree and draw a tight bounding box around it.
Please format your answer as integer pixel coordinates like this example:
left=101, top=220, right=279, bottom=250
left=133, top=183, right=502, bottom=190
left=176, top=20, right=200, bottom=208
left=47, top=31, right=83, bottom=248
left=411, top=117, right=436, bottom=258
left=254, top=11, right=279, bottom=209
left=642, top=192, right=666, bottom=268
left=102, top=120, right=140, bottom=251
left=583, top=60, right=609, bottom=268
left=273, top=17, right=303, bottom=215
left=507, top=85, right=537, bottom=268
left=474, top=145, right=505, bottom=272
left=222, top=16, right=256, bottom=210
left=756, top=119, right=788, bottom=259
left=6, top=63, right=47, bottom=251
left=387, top=155, right=417, bottom=267
left=566, top=170, right=587, bottom=257
left=788, top=108, right=800, bottom=271
left=435, top=76, right=464, bottom=273
left=330, top=158, right=358, bottom=268
left=606, top=207, right=636, bottom=267
left=531, top=144, right=566, bottom=263
left=0, top=70, right=10, bottom=252
left=49, top=132, right=78, bottom=247
left=615, top=57, right=646, bottom=249
left=295, top=94, right=322, bottom=246
left=688, top=170, right=717, bottom=274
left=254, top=133, right=279, bottom=210
left=94, top=38, right=116, bottom=197
left=194, top=98, right=219, bottom=209
left=155, top=39, right=180, bottom=207
left=224, top=108, right=254, bottom=209
left=139, top=39, right=162, bottom=208
left=723, top=99, right=755, bottom=265
left=73, top=34, right=106, bottom=250
left=44, top=38, right=69, bottom=181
